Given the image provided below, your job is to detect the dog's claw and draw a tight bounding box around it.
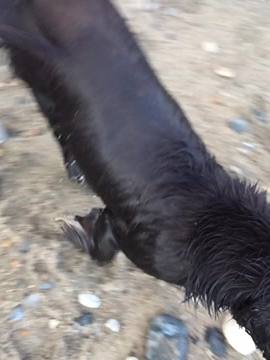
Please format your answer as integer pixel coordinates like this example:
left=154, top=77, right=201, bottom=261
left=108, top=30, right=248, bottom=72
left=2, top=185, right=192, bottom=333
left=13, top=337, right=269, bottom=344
left=65, top=159, right=86, bottom=185
left=59, top=218, right=93, bottom=254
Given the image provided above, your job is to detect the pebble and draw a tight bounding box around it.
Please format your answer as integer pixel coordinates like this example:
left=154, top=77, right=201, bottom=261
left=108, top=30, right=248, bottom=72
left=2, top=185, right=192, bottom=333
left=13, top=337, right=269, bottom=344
left=1, top=239, right=13, bottom=249
left=78, top=293, right=101, bottom=309
left=126, top=357, right=139, bottom=360
left=252, top=95, right=268, bottom=123
left=9, top=305, right=24, bottom=322
left=253, top=108, right=268, bottom=123
left=237, top=147, right=250, bottom=155
left=0, top=121, right=8, bottom=144
left=146, top=314, right=188, bottom=360
left=201, top=41, right=220, bottom=54
left=242, top=142, right=256, bottom=151
left=214, top=67, right=235, bottom=79
left=142, top=1, right=160, bottom=11
left=222, top=315, right=256, bottom=356
left=205, top=327, right=227, bottom=358
left=18, top=329, right=31, bottom=337
left=39, top=282, right=55, bottom=291
left=10, top=259, right=22, bottom=269
left=74, top=313, right=94, bottom=326
left=105, top=319, right=121, bottom=333
left=228, top=118, right=249, bottom=134
left=164, top=8, right=178, bottom=17
left=23, top=293, right=42, bottom=308
left=18, top=240, right=31, bottom=254
left=49, top=319, right=60, bottom=329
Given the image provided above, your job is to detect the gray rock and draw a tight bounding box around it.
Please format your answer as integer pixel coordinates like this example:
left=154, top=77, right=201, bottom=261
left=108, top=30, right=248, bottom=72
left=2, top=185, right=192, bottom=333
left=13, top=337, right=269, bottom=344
left=205, top=327, right=227, bottom=358
left=39, top=282, right=55, bottom=291
left=18, top=240, right=31, bottom=254
left=253, top=109, right=268, bottom=123
left=23, top=293, right=42, bottom=308
left=74, top=313, right=94, bottom=326
left=228, top=118, right=249, bottom=134
left=164, top=8, right=179, bottom=17
left=251, top=95, right=268, bottom=123
left=146, top=314, right=188, bottom=360
left=9, top=305, right=24, bottom=322
left=0, top=122, right=9, bottom=144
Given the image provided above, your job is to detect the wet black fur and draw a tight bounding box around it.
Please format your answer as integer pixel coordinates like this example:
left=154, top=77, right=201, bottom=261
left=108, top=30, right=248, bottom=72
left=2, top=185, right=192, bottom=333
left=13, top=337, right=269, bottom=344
left=0, top=0, right=84, bottom=183
left=1, top=1, right=270, bottom=357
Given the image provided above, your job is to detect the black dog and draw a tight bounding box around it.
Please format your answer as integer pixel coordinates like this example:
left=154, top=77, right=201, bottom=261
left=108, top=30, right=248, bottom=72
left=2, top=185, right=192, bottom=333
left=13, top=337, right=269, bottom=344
left=1, top=1, right=270, bottom=357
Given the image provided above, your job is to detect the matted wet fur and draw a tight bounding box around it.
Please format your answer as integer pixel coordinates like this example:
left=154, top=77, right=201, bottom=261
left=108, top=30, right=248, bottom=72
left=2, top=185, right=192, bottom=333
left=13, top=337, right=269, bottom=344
left=0, top=0, right=270, bottom=357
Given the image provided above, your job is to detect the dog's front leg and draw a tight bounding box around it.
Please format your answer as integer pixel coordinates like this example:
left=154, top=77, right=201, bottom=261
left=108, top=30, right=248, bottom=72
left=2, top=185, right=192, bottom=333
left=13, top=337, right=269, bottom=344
left=32, top=88, right=85, bottom=184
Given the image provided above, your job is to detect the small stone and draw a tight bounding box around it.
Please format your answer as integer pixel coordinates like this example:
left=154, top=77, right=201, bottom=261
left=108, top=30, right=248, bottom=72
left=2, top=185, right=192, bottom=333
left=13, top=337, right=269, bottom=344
left=202, top=41, right=219, bottom=54
left=39, top=282, right=54, bottom=291
left=214, top=67, right=235, bottom=79
left=237, top=147, right=250, bottom=155
left=78, top=293, right=101, bottom=309
left=0, top=122, right=9, bottom=144
left=251, top=95, right=268, bottom=123
left=141, top=1, right=160, bottom=11
left=253, top=109, right=268, bottom=123
left=49, top=319, right=60, bottom=329
left=222, top=315, right=256, bottom=356
left=10, top=259, right=22, bottom=269
left=9, top=305, right=24, bottom=322
left=164, top=8, right=178, bottom=17
left=18, top=330, right=31, bottom=337
left=146, top=314, right=188, bottom=360
left=228, top=118, right=249, bottom=134
left=1, top=239, right=13, bottom=249
left=23, top=293, right=42, bottom=308
left=126, top=357, right=139, bottom=360
left=242, top=142, right=256, bottom=151
left=105, top=319, right=121, bottom=333
left=74, top=313, right=94, bottom=326
left=205, top=327, right=227, bottom=358
left=18, top=240, right=31, bottom=254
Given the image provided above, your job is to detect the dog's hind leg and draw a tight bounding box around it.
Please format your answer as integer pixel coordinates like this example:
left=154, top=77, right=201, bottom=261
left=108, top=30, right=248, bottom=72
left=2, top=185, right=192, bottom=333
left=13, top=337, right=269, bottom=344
left=61, top=208, right=119, bottom=265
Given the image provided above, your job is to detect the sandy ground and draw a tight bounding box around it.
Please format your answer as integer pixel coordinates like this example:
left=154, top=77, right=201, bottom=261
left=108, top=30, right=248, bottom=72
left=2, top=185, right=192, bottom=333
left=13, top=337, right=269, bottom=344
left=0, top=0, right=270, bottom=359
